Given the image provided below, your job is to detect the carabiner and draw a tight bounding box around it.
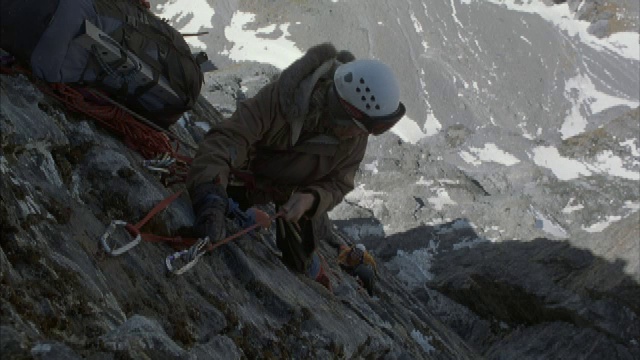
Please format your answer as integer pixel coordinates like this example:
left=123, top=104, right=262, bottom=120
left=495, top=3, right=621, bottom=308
left=165, top=237, right=209, bottom=275
left=99, top=220, right=142, bottom=256
left=143, top=153, right=176, bottom=174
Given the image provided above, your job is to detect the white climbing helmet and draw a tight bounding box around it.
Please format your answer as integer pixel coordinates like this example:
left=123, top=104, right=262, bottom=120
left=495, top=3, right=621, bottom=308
left=355, top=243, right=366, bottom=252
left=333, top=59, right=406, bottom=135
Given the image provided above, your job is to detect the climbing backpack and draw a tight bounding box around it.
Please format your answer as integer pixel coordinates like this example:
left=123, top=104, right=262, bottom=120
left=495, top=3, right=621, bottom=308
left=0, top=0, right=209, bottom=128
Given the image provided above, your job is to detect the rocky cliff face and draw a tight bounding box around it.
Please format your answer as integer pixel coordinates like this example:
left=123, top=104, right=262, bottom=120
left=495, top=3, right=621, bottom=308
left=2, top=0, right=640, bottom=358
left=2, top=69, right=639, bottom=359
left=1, top=73, right=476, bottom=359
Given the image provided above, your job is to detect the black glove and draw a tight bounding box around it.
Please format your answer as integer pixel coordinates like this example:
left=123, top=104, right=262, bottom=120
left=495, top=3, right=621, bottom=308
left=191, top=182, right=229, bottom=243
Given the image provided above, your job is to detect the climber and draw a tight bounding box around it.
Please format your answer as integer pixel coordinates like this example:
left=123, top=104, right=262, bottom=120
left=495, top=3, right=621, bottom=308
left=337, top=243, right=378, bottom=296
left=186, top=42, right=405, bottom=292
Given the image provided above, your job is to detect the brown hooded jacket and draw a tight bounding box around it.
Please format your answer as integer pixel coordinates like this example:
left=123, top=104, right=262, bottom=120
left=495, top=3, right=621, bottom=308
left=187, top=43, right=368, bottom=218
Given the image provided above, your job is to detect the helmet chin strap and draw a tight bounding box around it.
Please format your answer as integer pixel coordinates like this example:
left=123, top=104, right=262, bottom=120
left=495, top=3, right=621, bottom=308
left=326, top=84, right=355, bottom=127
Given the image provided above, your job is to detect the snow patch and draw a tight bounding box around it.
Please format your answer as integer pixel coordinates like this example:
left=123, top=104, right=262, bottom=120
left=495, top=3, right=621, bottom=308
left=410, top=11, right=423, bottom=33
left=582, top=215, right=623, bottom=233
left=222, top=12, right=303, bottom=70
left=156, top=0, right=215, bottom=49
left=428, top=188, right=457, bottom=211
left=561, top=74, right=639, bottom=139
left=531, top=207, right=569, bottom=238
left=531, top=146, right=592, bottom=180
left=620, top=139, right=640, bottom=157
left=416, top=176, right=433, bottom=186
left=624, top=201, right=640, bottom=212
left=391, top=116, right=429, bottom=144
left=582, top=202, right=639, bottom=232
left=460, top=143, right=520, bottom=166
left=532, top=146, right=639, bottom=181
left=423, top=110, right=443, bottom=137
left=592, top=150, right=640, bottom=181
left=364, top=160, right=379, bottom=174
left=463, top=0, right=640, bottom=60
left=562, top=198, right=585, bottom=214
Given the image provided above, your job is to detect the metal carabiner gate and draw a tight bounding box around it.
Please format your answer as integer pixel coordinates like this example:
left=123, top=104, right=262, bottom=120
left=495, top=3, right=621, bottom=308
left=99, top=220, right=142, bottom=256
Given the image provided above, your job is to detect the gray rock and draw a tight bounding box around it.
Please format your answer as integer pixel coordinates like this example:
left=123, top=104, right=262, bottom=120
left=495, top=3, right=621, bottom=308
left=99, top=315, right=188, bottom=358
left=189, top=336, right=242, bottom=360
left=428, top=237, right=640, bottom=357
left=31, top=342, right=83, bottom=360
left=588, top=19, right=610, bottom=38
left=0, top=75, right=69, bottom=149
left=485, top=322, right=639, bottom=360
left=1, top=326, right=29, bottom=358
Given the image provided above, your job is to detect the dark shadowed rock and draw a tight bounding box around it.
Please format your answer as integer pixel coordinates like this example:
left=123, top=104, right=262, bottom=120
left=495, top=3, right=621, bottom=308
left=31, top=341, right=83, bottom=360
left=99, top=315, right=190, bottom=358
left=427, top=237, right=640, bottom=358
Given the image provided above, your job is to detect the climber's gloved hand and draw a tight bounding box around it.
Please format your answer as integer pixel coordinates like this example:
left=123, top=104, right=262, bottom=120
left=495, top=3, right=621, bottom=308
left=281, top=191, right=317, bottom=222
left=191, top=182, right=228, bottom=243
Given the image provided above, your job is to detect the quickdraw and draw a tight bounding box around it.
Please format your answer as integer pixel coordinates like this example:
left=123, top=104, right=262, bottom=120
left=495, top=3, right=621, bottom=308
left=165, top=237, right=210, bottom=275
left=98, top=191, right=188, bottom=257
left=164, top=210, right=282, bottom=275
left=99, top=220, right=142, bottom=256
left=97, top=189, right=283, bottom=275
left=143, top=153, right=177, bottom=174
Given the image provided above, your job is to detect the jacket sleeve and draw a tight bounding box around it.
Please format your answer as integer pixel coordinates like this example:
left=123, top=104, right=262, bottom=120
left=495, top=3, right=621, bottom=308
left=187, top=82, right=281, bottom=192
left=302, top=135, right=368, bottom=218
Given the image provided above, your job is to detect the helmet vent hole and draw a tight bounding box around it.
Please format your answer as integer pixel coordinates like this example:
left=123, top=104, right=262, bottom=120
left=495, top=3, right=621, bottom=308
left=361, top=96, right=366, bottom=101
left=366, top=104, right=371, bottom=109
left=370, top=96, right=376, bottom=101
left=344, top=73, right=353, bottom=83
left=365, top=87, right=370, bottom=93
left=360, top=78, right=365, bottom=84
left=375, top=105, right=381, bottom=110
left=356, top=87, right=361, bottom=93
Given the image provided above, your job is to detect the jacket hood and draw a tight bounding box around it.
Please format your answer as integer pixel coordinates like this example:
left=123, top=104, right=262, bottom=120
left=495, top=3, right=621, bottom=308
left=278, top=42, right=355, bottom=144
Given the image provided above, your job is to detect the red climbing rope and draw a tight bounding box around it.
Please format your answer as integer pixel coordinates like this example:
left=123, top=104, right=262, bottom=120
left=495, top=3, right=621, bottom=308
left=1, top=63, right=192, bottom=183
left=47, top=83, right=176, bottom=159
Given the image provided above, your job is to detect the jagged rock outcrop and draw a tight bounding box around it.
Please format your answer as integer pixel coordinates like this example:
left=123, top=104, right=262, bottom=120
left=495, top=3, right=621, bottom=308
left=428, top=235, right=640, bottom=358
